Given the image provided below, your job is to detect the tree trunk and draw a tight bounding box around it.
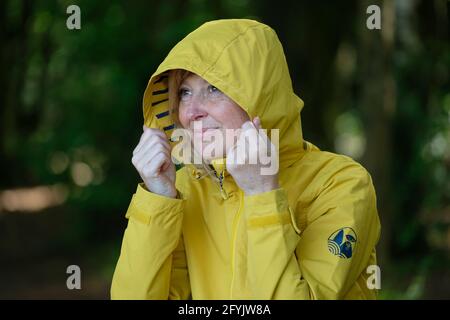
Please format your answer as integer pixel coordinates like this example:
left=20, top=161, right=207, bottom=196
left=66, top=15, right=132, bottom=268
left=359, top=0, right=396, bottom=269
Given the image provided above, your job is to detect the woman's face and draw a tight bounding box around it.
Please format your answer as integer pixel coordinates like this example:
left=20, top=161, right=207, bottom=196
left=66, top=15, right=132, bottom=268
left=177, top=73, right=250, bottom=161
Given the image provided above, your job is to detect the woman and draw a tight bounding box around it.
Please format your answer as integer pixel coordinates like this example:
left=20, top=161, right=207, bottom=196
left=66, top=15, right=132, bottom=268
left=111, top=19, right=381, bottom=299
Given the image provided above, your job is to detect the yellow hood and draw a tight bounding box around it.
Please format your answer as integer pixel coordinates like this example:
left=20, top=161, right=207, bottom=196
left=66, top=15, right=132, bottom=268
left=142, top=19, right=306, bottom=170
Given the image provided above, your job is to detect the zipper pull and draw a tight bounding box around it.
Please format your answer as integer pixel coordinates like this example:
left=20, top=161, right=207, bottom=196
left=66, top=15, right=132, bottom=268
left=216, top=170, right=228, bottom=200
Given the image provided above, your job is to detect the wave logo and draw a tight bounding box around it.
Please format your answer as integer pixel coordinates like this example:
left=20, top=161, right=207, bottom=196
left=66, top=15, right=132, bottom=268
left=328, top=227, right=357, bottom=259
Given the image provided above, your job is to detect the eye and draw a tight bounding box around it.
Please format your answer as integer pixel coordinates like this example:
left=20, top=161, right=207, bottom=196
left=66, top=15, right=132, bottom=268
left=179, top=88, right=191, bottom=100
left=208, top=85, right=221, bottom=94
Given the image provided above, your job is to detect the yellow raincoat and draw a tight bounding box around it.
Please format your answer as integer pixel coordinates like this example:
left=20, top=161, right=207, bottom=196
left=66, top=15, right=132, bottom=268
left=111, top=19, right=381, bottom=299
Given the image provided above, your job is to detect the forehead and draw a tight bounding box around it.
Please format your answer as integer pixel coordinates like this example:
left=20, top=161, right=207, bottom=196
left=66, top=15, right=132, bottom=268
left=181, top=73, right=209, bottom=87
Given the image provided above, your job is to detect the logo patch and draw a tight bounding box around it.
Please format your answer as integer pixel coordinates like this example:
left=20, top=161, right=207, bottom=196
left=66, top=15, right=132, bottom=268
left=328, top=227, right=357, bottom=259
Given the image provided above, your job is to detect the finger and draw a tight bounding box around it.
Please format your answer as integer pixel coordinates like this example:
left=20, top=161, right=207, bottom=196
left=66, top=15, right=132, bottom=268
left=224, top=128, right=239, bottom=153
left=134, top=137, right=165, bottom=161
left=134, top=135, right=170, bottom=163
left=251, top=116, right=270, bottom=143
left=144, top=135, right=171, bottom=154
left=139, top=152, right=171, bottom=178
left=134, top=130, right=169, bottom=156
left=226, top=143, right=238, bottom=165
left=147, top=152, right=170, bottom=176
left=252, top=116, right=261, bottom=129
left=140, top=126, right=166, bottom=143
left=232, top=136, right=250, bottom=165
left=136, top=144, right=170, bottom=170
left=254, top=117, right=270, bottom=154
left=135, top=145, right=169, bottom=171
left=256, top=128, right=270, bottom=149
left=239, top=120, right=258, bottom=142
left=240, top=120, right=255, bottom=131
left=250, top=117, right=271, bottom=148
left=134, top=129, right=152, bottom=155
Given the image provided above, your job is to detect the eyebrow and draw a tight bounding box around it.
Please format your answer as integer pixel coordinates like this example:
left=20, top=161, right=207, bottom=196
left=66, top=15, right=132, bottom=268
left=181, top=77, right=210, bottom=88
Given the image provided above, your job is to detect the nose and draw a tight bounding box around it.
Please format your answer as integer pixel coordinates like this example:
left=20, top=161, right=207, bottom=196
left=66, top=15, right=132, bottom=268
left=185, top=98, right=208, bottom=123
left=189, top=109, right=207, bottom=122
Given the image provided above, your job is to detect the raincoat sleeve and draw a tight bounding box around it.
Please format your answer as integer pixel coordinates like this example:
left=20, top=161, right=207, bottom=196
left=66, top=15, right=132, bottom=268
left=110, top=183, right=190, bottom=300
left=242, top=162, right=380, bottom=299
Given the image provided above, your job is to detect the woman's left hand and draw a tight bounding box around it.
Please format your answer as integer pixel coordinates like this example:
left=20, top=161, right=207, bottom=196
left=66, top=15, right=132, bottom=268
left=226, top=117, right=280, bottom=195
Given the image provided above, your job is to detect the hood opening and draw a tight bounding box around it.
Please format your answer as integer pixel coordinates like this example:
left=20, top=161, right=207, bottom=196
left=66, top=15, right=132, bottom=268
left=142, top=19, right=309, bottom=185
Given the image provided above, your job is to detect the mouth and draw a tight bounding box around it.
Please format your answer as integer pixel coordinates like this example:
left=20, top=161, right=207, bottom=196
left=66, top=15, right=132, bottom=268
left=192, top=127, right=220, bottom=134
left=191, top=128, right=221, bottom=144
left=201, top=127, right=219, bottom=133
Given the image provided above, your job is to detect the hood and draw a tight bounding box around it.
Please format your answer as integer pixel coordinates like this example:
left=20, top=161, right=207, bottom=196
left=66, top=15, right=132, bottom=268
left=142, top=19, right=306, bottom=179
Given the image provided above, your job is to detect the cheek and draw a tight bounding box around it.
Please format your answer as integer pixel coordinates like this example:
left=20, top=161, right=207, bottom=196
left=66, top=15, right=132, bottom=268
left=177, top=105, right=189, bottom=128
left=209, top=102, right=247, bottom=128
left=220, top=103, right=249, bottom=128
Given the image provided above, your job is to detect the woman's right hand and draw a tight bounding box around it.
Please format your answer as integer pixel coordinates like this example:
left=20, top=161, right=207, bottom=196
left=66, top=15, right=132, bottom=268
left=132, top=125, right=177, bottom=198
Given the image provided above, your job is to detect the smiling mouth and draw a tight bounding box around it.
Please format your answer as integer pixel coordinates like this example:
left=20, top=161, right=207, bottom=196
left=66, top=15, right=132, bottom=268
left=192, top=128, right=219, bottom=134
left=191, top=128, right=221, bottom=142
left=201, top=128, right=219, bottom=133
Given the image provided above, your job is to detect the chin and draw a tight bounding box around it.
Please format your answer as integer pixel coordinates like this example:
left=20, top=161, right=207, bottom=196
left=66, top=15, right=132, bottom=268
left=192, top=141, right=224, bottom=159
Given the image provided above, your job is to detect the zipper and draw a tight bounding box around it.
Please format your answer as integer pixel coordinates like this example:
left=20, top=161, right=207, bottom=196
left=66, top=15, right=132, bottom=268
left=229, top=189, right=243, bottom=299
left=218, top=171, right=228, bottom=199
left=211, top=166, right=228, bottom=199
left=211, top=164, right=240, bottom=297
